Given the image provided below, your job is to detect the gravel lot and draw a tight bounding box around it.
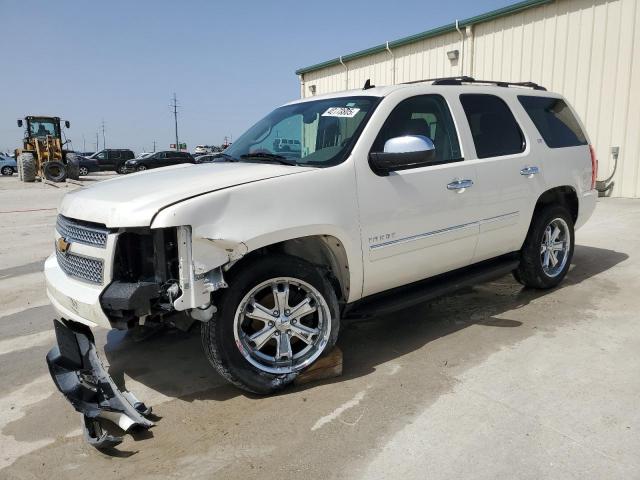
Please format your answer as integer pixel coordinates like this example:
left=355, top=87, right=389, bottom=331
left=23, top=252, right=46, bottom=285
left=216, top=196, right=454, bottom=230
left=1, top=172, right=639, bottom=479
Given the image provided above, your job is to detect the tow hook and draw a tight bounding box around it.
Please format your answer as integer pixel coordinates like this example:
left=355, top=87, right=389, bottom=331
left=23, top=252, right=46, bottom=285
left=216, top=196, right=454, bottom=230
left=46, top=319, right=154, bottom=449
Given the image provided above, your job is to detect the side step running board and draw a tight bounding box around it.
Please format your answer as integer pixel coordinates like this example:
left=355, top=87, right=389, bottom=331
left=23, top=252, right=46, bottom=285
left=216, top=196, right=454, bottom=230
left=345, top=255, right=519, bottom=318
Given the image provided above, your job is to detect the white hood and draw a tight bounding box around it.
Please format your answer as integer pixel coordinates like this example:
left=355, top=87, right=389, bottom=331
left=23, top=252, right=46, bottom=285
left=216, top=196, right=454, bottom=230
left=59, top=163, right=313, bottom=227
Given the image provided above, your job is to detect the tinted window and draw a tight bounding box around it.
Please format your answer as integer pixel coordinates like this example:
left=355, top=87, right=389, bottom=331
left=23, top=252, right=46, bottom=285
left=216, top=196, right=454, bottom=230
left=372, top=94, right=462, bottom=163
left=460, top=94, right=525, bottom=158
left=111, top=151, right=122, bottom=159
left=518, top=96, right=587, bottom=148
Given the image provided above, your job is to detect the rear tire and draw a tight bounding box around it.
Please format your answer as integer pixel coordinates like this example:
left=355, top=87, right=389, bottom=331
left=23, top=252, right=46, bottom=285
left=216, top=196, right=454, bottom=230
left=43, top=161, right=67, bottom=182
left=1, top=166, right=13, bottom=176
left=19, top=153, right=36, bottom=182
left=514, top=205, right=574, bottom=289
left=117, top=164, right=128, bottom=174
left=65, top=153, right=80, bottom=180
left=201, top=254, right=340, bottom=394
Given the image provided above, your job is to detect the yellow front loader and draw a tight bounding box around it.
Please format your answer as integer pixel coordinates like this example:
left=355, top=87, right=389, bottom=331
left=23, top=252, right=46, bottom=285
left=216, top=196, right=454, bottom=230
left=15, top=116, right=79, bottom=182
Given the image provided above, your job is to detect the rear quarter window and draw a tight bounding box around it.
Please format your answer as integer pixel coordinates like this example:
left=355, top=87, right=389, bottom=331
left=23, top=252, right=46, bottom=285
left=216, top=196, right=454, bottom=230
left=518, top=96, right=587, bottom=148
left=460, top=94, right=525, bottom=159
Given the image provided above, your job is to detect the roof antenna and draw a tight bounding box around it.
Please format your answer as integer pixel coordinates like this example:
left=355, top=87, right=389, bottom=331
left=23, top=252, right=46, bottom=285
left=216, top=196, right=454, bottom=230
left=363, top=79, right=375, bottom=90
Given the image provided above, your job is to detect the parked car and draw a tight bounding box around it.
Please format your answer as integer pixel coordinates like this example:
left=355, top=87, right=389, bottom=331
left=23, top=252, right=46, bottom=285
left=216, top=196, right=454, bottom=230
left=44, top=78, right=597, bottom=444
left=123, top=150, right=195, bottom=172
left=87, top=149, right=136, bottom=174
left=0, top=154, right=17, bottom=175
left=193, top=145, right=212, bottom=156
left=77, top=156, right=100, bottom=176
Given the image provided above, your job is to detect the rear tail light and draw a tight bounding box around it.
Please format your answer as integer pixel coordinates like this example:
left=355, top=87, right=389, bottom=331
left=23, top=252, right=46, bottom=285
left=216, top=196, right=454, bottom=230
left=589, top=144, right=598, bottom=190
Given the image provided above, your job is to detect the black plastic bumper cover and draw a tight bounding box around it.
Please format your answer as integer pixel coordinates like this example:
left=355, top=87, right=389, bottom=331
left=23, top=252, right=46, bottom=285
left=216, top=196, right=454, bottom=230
left=46, top=318, right=154, bottom=449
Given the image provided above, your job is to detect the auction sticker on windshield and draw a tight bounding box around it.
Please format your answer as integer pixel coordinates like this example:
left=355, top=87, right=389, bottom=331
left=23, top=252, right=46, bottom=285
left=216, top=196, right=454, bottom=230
left=322, top=107, right=361, bottom=118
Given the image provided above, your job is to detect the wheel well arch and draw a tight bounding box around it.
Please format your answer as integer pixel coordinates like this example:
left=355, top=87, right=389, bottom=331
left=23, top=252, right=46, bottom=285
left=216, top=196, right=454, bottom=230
left=225, top=235, right=350, bottom=302
left=534, top=186, right=578, bottom=224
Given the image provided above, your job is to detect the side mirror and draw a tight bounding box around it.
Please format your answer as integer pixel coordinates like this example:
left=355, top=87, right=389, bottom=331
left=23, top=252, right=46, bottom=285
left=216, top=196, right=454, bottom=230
left=17, top=120, right=23, bottom=128
left=64, top=121, right=71, bottom=128
left=369, top=135, right=436, bottom=176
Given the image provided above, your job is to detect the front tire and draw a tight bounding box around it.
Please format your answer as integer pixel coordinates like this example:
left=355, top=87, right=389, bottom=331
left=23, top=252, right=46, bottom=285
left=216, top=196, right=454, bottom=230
left=65, top=153, right=80, bottom=180
left=1, top=166, right=13, bottom=176
left=19, top=153, right=36, bottom=182
left=79, top=166, right=89, bottom=176
left=201, top=254, right=340, bottom=394
left=514, top=205, right=574, bottom=289
left=137, top=165, right=147, bottom=172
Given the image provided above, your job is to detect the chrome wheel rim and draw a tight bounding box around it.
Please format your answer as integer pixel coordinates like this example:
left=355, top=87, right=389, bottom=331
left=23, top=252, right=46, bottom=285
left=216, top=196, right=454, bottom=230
left=137, top=165, right=146, bottom=171
left=79, top=167, right=88, bottom=176
left=540, top=217, right=570, bottom=278
left=234, top=277, right=331, bottom=374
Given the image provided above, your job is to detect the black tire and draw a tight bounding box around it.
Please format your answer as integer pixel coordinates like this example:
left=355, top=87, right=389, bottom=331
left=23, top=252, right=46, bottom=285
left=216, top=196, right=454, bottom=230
left=1, top=166, right=13, bottom=176
left=117, top=164, right=128, bottom=174
left=43, top=161, right=67, bottom=182
left=137, top=165, right=147, bottom=172
left=19, top=153, right=36, bottom=182
left=65, top=153, right=80, bottom=180
left=514, top=205, right=574, bottom=289
left=201, top=254, right=340, bottom=394
left=79, top=166, right=89, bottom=176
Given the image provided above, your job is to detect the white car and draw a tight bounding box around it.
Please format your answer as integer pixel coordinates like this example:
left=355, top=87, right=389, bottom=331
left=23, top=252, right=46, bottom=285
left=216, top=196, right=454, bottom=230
left=0, top=154, right=17, bottom=176
left=193, top=145, right=210, bottom=155
left=44, top=77, right=596, bottom=443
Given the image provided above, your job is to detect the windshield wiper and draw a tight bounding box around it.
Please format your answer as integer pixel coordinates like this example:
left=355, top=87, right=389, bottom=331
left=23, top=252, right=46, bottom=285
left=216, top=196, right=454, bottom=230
left=239, top=152, right=297, bottom=166
left=216, top=153, right=239, bottom=162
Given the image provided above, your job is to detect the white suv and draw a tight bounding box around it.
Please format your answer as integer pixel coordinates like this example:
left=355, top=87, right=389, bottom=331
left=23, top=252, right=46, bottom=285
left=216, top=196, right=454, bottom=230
left=45, top=78, right=597, bottom=398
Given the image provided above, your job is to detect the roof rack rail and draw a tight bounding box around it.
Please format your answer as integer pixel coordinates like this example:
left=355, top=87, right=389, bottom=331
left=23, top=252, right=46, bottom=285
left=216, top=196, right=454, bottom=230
left=402, top=76, right=547, bottom=91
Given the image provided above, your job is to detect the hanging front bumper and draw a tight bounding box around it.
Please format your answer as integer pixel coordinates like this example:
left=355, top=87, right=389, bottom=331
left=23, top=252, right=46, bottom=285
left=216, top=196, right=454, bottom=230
left=46, top=318, right=154, bottom=449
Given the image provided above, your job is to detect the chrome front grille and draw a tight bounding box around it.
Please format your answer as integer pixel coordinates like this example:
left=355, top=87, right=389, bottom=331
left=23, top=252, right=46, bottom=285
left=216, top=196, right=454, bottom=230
left=56, top=250, right=104, bottom=284
left=56, top=215, right=108, bottom=248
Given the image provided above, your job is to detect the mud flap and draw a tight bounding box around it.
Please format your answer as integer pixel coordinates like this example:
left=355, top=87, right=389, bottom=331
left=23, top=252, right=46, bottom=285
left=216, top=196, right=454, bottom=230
left=46, top=318, right=154, bottom=449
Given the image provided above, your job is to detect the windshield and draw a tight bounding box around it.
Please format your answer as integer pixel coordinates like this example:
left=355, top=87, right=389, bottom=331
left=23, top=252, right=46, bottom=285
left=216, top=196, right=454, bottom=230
left=224, top=96, right=378, bottom=167
left=29, top=119, right=58, bottom=138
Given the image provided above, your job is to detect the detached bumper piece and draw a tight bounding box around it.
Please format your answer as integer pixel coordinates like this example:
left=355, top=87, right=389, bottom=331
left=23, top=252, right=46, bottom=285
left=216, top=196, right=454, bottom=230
left=46, top=318, right=154, bottom=449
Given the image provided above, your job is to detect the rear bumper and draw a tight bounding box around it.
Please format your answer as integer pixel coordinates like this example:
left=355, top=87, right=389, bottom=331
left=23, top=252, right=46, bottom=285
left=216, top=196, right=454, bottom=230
left=45, top=254, right=112, bottom=329
left=576, top=189, right=597, bottom=230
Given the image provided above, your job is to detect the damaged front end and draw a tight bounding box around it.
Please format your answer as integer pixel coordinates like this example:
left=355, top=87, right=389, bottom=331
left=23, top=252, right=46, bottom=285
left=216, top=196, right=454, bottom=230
left=46, top=318, right=154, bottom=449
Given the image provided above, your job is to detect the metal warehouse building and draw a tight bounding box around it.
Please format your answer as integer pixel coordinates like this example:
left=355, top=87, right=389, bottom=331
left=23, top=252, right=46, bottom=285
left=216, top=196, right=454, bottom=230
left=296, top=0, right=640, bottom=198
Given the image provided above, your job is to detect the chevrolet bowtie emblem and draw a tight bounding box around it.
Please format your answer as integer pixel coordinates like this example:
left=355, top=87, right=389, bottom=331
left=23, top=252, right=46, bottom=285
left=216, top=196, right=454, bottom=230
left=56, top=237, right=71, bottom=254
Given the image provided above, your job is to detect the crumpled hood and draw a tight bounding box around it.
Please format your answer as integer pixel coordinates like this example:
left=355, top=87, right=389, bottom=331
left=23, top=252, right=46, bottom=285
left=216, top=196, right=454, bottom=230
left=59, top=162, right=313, bottom=227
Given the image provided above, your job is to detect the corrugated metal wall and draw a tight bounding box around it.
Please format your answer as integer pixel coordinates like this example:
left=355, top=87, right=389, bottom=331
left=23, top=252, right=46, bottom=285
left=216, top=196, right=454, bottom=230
left=300, top=0, right=640, bottom=198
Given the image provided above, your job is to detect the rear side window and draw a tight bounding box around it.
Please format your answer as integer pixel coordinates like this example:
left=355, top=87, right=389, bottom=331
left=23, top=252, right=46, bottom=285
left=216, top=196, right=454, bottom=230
left=518, top=96, right=587, bottom=148
left=460, top=94, right=525, bottom=158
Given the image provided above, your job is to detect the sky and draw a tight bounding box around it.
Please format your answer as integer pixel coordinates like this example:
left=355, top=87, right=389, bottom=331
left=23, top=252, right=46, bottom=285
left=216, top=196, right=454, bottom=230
left=1, top=0, right=517, bottom=155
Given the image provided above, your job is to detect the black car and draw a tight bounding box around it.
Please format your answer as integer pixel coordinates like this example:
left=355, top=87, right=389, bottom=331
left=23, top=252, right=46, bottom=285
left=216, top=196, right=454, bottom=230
left=123, top=151, right=195, bottom=172
left=77, top=156, right=100, bottom=176
left=87, top=149, right=136, bottom=174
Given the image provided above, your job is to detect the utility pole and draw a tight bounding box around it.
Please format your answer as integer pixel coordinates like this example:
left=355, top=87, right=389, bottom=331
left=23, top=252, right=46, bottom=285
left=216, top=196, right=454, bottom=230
left=152, top=140, right=156, bottom=152
left=95, top=131, right=99, bottom=151
left=82, top=134, right=86, bottom=152
left=171, top=93, right=180, bottom=151
left=101, top=119, right=106, bottom=150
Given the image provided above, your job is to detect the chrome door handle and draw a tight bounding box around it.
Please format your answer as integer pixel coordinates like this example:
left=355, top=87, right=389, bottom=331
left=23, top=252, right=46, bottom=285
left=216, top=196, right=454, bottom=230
left=447, top=179, right=474, bottom=191
left=520, top=166, right=540, bottom=176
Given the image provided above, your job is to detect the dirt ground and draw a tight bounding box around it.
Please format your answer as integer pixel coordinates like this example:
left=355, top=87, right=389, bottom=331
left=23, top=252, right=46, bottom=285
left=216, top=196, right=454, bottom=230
left=1, top=172, right=639, bottom=479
